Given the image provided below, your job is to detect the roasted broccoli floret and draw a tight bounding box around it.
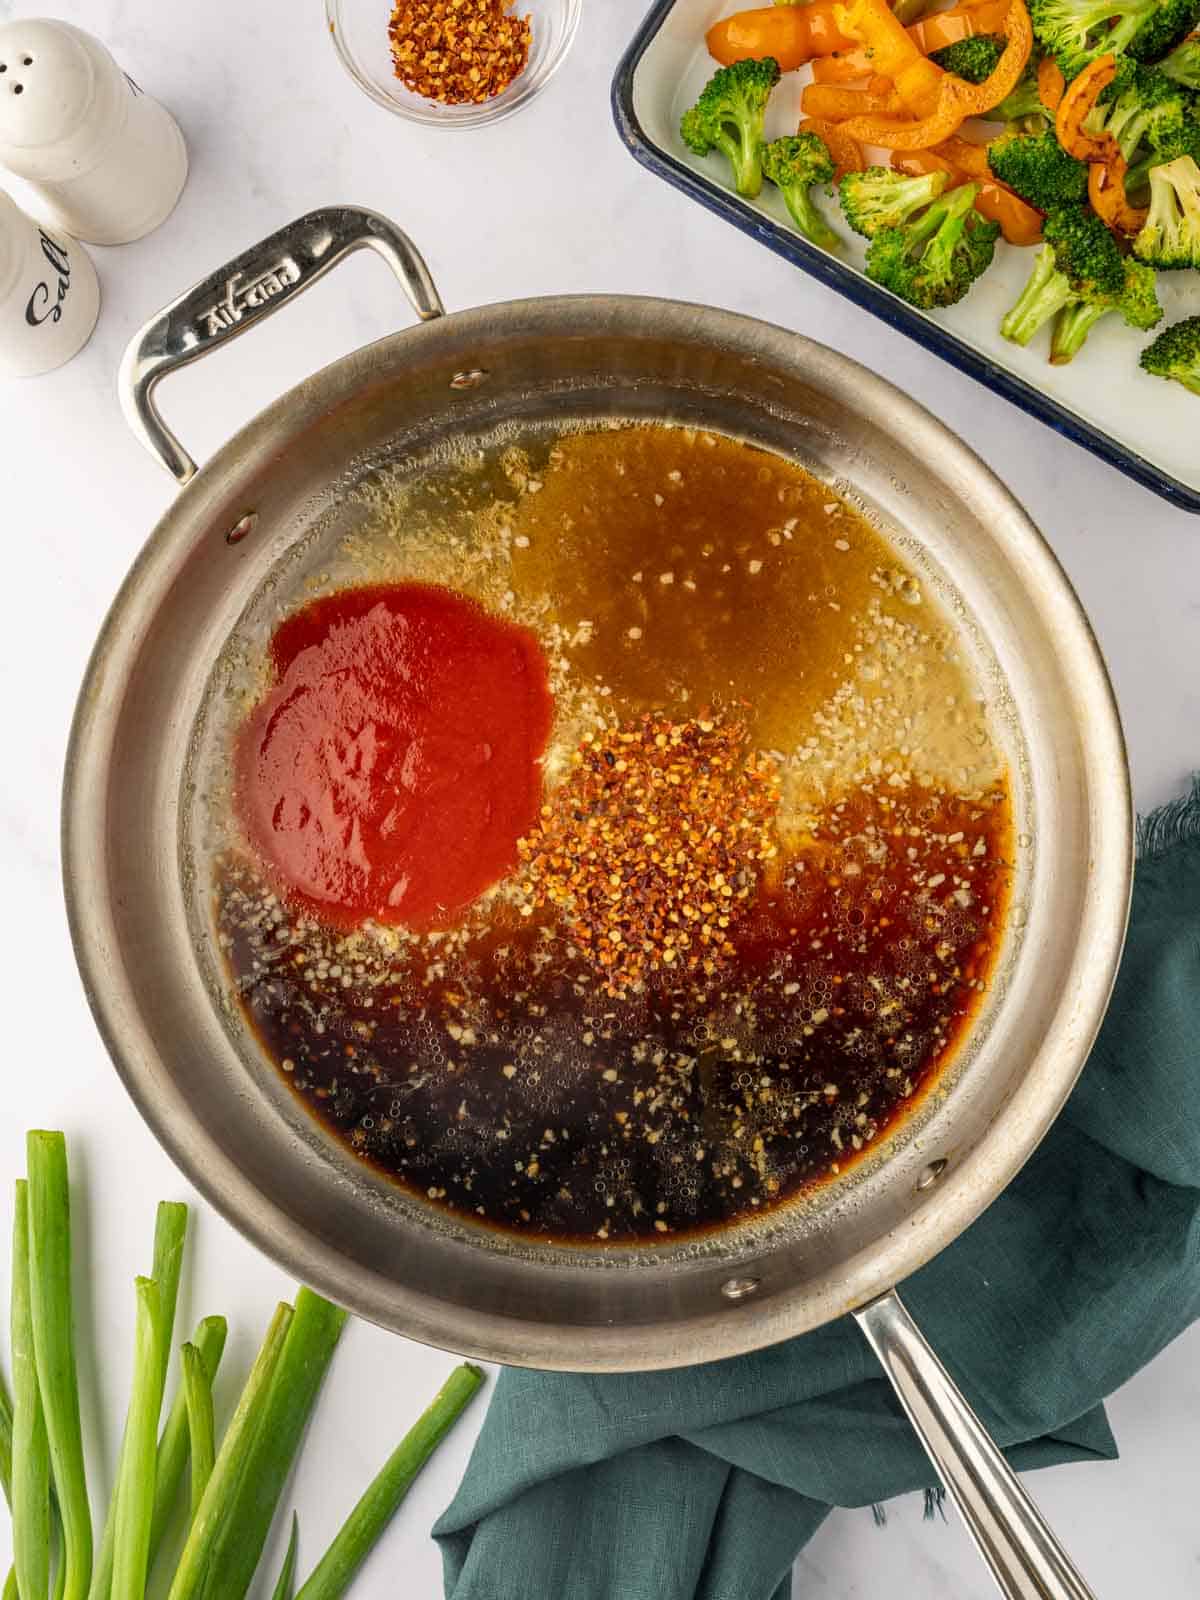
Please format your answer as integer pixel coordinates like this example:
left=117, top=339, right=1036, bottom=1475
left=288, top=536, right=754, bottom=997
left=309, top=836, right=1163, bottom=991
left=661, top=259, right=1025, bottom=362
left=1049, top=257, right=1162, bottom=361
left=1000, top=241, right=1078, bottom=343
left=1113, top=256, right=1166, bottom=328
left=1000, top=206, right=1127, bottom=344
left=680, top=58, right=782, bottom=198
left=1133, top=153, right=1200, bottom=265
left=1139, top=314, right=1200, bottom=392
left=929, top=34, right=1006, bottom=80
left=762, top=133, right=840, bottom=249
left=1128, top=0, right=1200, bottom=63
left=1126, top=101, right=1200, bottom=187
left=1045, top=204, right=1130, bottom=288
left=865, top=183, right=1000, bottom=308
left=987, top=131, right=1090, bottom=205
left=1030, top=0, right=1158, bottom=78
left=1085, top=60, right=1196, bottom=162
left=1152, top=101, right=1200, bottom=162
left=992, top=64, right=1054, bottom=130
left=839, top=165, right=950, bottom=237
left=1160, top=35, right=1200, bottom=87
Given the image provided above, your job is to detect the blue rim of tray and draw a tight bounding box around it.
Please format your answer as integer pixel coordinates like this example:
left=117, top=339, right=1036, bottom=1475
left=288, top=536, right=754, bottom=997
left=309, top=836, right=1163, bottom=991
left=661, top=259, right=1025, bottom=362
left=610, top=0, right=1200, bottom=516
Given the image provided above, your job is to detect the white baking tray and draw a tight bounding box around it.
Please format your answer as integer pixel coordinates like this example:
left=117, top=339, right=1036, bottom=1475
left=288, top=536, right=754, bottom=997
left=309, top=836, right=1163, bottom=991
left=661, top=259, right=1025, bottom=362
left=613, top=0, right=1200, bottom=511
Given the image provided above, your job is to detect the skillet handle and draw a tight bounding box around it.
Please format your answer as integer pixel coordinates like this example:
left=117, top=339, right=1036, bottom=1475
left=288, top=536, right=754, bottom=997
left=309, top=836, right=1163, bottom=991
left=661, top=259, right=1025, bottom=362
left=855, top=1289, right=1097, bottom=1600
left=118, top=205, right=444, bottom=484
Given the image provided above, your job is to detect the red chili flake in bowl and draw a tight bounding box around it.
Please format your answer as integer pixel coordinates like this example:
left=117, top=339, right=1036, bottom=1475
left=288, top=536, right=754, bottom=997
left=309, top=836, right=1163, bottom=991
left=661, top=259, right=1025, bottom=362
left=388, top=0, right=533, bottom=105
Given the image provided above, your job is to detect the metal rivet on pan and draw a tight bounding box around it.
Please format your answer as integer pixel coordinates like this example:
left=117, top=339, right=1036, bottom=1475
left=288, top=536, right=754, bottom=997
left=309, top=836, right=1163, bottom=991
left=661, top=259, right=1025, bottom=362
left=720, top=1276, right=762, bottom=1302
left=225, top=512, right=257, bottom=546
left=450, top=368, right=489, bottom=390
left=916, top=1158, right=949, bottom=1191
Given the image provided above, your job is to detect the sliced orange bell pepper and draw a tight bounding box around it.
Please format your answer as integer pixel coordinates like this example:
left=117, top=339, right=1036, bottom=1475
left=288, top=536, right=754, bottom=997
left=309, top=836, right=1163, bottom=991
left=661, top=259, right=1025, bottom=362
left=892, top=150, right=958, bottom=179
left=1037, top=55, right=1065, bottom=111
left=837, top=0, right=1030, bottom=148
left=934, top=135, right=992, bottom=179
left=1053, top=52, right=1148, bottom=232
left=1089, top=157, right=1149, bottom=234
left=811, top=49, right=875, bottom=82
left=973, top=181, right=1043, bottom=241
left=833, top=0, right=944, bottom=113
left=836, top=95, right=965, bottom=149
left=798, top=116, right=866, bottom=179
left=894, top=148, right=1043, bottom=242
left=801, top=82, right=904, bottom=119
left=1055, top=53, right=1118, bottom=160
left=893, top=55, right=947, bottom=115
left=946, top=0, right=1032, bottom=111
left=907, top=0, right=1010, bottom=54
left=707, top=3, right=856, bottom=69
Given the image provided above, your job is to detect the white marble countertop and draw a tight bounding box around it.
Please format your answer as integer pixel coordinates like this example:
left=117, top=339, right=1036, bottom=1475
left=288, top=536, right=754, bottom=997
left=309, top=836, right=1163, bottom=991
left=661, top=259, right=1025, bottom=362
left=1, top=1, right=1198, bottom=1595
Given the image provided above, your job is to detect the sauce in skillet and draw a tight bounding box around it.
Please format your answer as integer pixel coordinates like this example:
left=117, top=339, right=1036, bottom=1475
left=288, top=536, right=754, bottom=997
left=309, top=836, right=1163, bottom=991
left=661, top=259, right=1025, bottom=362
left=214, top=423, right=1013, bottom=1244
left=234, top=583, right=553, bottom=931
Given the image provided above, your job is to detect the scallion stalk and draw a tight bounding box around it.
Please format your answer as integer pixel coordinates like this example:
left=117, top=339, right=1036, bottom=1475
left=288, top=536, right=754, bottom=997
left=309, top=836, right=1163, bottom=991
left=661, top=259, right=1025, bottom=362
left=13, top=1179, right=52, bottom=1600
left=180, top=1344, right=214, bottom=1521
left=87, top=1200, right=188, bottom=1600
left=165, top=1302, right=293, bottom=1600
left=198, top=1290, right=347, bottom=1600
left=110, top=1278, right=163, bottom=1600
left=148, top=1316, right=227, bottom=1559
left=149, top=1205, right=188, bottom=1393
left=293, top=1363, right=483, bottom=1600
left=268, top=1514, right=300, bottom=1600
left=0, top=1363, right=13, bottom=1506
left=26, top=1131, right=91, bottom=1600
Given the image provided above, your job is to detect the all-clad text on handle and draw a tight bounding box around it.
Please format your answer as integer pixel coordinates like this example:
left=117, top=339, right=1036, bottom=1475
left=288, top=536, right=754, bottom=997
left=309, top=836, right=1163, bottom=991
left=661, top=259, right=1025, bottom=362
left=118, top=206, right=444, bottom=484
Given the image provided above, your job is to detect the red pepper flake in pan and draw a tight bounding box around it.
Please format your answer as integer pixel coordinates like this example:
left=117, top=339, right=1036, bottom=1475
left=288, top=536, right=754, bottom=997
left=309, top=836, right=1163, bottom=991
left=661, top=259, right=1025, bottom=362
left=388, top=0, right=533, bottom=106
left=516, top=716, right=782, bottom=997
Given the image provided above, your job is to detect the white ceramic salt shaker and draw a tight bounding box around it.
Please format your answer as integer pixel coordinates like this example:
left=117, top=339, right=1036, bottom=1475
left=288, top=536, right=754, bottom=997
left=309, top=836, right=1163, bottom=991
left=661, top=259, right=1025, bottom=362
left=0, top=19, right=187, bottom=246
left=0, top=187, right=98, bottom=376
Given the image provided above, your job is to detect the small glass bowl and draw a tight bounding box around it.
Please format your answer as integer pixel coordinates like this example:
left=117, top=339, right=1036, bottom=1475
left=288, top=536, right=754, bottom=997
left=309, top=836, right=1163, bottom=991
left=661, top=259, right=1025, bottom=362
left=326, top=0, right=581, bottom=129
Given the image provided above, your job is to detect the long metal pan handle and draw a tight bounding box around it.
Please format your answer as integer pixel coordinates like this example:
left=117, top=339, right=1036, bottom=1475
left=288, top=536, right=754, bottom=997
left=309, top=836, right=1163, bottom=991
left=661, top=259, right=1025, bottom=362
left=855, top=1289, right=1097, bottom=1600
left=118, top=206, right=444, bottom=484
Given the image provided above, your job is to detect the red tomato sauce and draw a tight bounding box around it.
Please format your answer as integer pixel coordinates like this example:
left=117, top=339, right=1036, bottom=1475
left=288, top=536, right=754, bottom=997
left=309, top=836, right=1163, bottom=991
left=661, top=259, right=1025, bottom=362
left=233, top=583, right=554, bottom=930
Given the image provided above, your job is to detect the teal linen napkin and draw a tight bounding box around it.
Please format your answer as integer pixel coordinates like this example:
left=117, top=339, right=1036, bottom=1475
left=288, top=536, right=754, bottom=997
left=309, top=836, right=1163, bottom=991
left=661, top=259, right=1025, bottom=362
left=436, top=783, right=1200, bottom=1600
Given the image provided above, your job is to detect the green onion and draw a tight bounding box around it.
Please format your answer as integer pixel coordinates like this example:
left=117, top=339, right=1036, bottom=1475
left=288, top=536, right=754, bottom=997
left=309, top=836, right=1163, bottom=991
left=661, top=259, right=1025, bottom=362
left=0, top=1361, right=13, bottom=1507
left=294, top=1364, right=484, bottom=1600
left=165, top=1302, right=293, bottom=1600
left=6, top=1142, right=456, bottom=1600
left=81, top=1317, right=228, bottom=1600
left=51, top=1532, right=66, bottom=1600
left=180, top=1344, right=215, bottom=1520
left=149, top=1205, right=188, bottom=1395
left=269, top=1514, right=300, bottom=1600
left=149, top=1316, right=227, bottom=1559
left=13, top=1179, right=52, bottom=1600
left=89, top=1202, right=189, bottom=1600
left=26, top=1131, right=91, bottom=1600
left=110, top=1278, right=163, bottom=1600
left=199, top=1289, right=347, bottom=1600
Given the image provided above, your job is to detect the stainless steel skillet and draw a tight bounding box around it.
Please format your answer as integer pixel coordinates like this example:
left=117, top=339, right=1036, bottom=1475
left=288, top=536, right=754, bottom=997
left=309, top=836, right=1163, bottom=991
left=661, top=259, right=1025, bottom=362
left=63, top=207, right=1131, bottom=1599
